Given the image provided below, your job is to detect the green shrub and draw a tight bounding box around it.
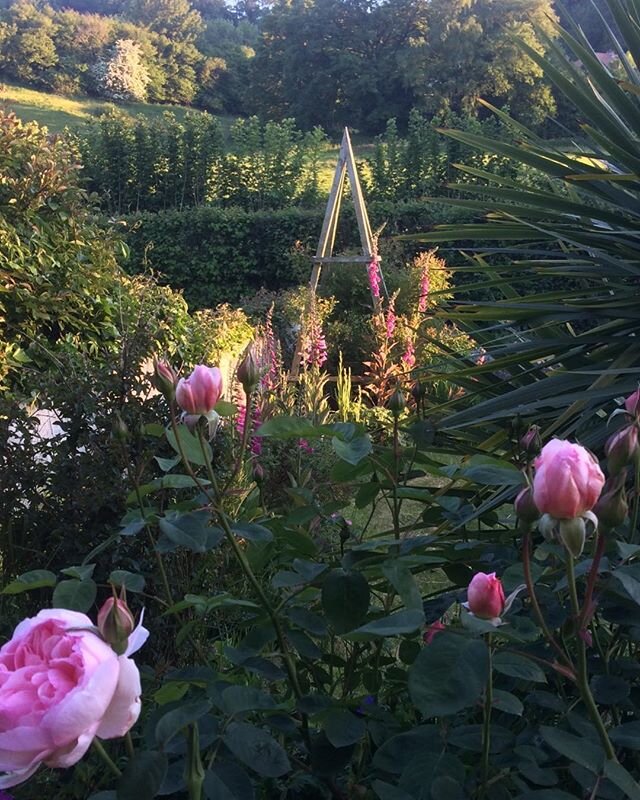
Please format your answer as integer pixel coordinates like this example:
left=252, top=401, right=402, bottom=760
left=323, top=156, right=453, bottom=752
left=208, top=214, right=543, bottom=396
left=122, top=200, right=469, bottom=309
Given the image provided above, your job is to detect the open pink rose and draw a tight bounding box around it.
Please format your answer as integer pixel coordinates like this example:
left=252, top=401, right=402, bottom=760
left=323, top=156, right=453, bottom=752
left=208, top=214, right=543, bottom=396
left=533, top=439, right=605, bottom=519
left=0, top=608, right=148, bottom=789
left=175, top=365, right=223, bottom=416
left=466, top=572, right=505, bottom=620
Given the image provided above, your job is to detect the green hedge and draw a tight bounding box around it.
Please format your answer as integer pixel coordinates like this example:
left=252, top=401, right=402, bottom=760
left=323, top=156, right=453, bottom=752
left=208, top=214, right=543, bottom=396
left=122, top=201, right=458, bottom=309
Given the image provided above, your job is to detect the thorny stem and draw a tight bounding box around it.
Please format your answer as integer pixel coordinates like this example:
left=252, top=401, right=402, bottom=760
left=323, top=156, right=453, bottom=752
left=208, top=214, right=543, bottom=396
left=480, top=634, right=493, bottom=796
left=169, top=415, right=310, bottom=749
left=579, top=533, right=606, bottom=631
left=631, top=458, right=640, bottom=545
left=565, top=554, right=617, bottom=761
left=92, top=739, right=121, bottom=778
left=522, top=527, right=574, bottom=672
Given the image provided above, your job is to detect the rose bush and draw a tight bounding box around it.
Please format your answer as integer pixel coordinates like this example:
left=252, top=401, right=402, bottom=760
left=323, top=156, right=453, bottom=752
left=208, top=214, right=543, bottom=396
left=0, top=608, right=147, bottom=789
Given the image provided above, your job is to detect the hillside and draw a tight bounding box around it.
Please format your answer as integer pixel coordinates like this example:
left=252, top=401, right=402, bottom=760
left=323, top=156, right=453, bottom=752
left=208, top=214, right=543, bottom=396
left=0, top=83, right=234, bottom=132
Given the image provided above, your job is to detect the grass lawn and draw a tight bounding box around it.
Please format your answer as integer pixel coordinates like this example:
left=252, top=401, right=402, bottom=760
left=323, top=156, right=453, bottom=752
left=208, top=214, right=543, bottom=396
left=0, top=83, right=236, bottom=133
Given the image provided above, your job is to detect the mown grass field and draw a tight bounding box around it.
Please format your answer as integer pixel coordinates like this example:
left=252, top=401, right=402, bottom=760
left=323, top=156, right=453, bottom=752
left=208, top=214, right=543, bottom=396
left=0, top=83, right=374, bottom=196
left=0, top=83, right=235, bottom=132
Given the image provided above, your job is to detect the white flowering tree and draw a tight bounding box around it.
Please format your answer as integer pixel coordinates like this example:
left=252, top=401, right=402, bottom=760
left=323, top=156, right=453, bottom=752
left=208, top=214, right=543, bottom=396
left=94, top=38, right=149, bottom=102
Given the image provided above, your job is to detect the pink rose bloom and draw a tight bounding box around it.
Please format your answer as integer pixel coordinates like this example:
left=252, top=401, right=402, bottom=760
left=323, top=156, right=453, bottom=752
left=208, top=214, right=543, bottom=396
left=467, top=572, right=505, bottom=620
left=625, top=388, right=640, bottom=416
left=533, top=439, right=605, bottom=519
left=175, top=365, right=223, bottom=416
left=0, top=609, right=148, bottom=789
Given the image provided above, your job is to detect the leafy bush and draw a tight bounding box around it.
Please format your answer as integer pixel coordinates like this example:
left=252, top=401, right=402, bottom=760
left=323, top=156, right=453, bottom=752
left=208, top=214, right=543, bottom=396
left=122, top=201, right=471, bottom=309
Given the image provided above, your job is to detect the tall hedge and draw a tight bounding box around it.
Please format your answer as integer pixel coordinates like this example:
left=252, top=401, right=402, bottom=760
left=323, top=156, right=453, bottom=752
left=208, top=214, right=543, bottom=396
left=122, top=201, right=453, bottom=309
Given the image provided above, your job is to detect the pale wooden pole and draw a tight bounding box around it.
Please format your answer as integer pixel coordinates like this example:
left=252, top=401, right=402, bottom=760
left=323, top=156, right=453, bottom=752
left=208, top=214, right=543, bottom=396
left=290, top=127, right=382, bottom=379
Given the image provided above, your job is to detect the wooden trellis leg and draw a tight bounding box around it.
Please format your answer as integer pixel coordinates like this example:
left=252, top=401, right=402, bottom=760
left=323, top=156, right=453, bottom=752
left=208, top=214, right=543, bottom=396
left=290, top=127, right=384, bottom=379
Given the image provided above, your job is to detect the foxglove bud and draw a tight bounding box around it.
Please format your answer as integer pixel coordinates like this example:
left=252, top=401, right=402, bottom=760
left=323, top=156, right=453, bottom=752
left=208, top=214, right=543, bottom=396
left=388, top=388, right=406, bottom=417
left=594, top=473, right=628, bottom=532
left=153, top=360, right=178, bottom=403
left=237, top=345, right=261, bottom=394
left=97, top=589, right=135, bottom=656
left=515, top=486, right=539, bottom=525
left=558, top=517, right=587, bottom=559
left=520, top=425, right=541, bottom=458
left=605, top=425, right=638, bottom=475
left=253, top=462, right=265, bottom=484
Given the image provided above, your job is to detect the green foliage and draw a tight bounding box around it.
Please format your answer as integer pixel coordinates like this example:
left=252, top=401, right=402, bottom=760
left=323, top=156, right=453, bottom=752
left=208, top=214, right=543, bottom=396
left=122, top=200, right=456, bottom=309
left=75, top=112, right=326, bottom=213
left=408, top=0, right=640, bottom=452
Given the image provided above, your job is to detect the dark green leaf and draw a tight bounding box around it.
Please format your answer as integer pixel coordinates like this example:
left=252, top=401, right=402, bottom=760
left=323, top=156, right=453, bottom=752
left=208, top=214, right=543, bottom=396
left=492, top=690, right=523, bottom=716
left=332, top=434, right=372, bottom=465
left=117, top=751, right=168, bottom=800
left=52, top=579, right=97, bottom=612
left=204, top=763, right=254, bottom=800
left=221, top=686, right=276, bottom=715
left=493, top=652, right=546, bottom=683
left=347, top=609, right=425, bottom=640
left=155, top=700, right=212, bottom=747
left=109, top=570, right=145, bottom=593
left=459, top=455, right=524, bottom=486
left=2, top=569, right=57, bottom=594
left=610, top=722, right=640, bottom=750
left=223, top=722, right=291, bottom=778
left=539, top=727, right=604, bottom=772
left=590, top=675, right=630, bottom=705
left=321, top=569, right=370, bottom=633
left=372, top=727, right=441, bottom=775
left=61, top=564, right=96, bottom=580
left=323, top=709, right=365, bottom=748
left=604, top=760, right=640, bottom=800
left=158, top=511, right=223, bottom=553
left=409, top=633, right=489, bottom=717
left=382, top=562, right=423, bottom=610
left=232, top=522, right=273, bottom=544
left=166, top=423, right=211, bottom=466
left=372, top=781, right=414, bottom=800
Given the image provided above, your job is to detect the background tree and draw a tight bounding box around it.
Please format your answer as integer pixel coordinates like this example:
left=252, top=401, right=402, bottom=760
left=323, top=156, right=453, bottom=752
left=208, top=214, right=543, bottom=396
left=0, top=0, right=58, bottom=87
left=407, top=0, right=558, bottom=125
left=94, top=38, right=150, bottom=102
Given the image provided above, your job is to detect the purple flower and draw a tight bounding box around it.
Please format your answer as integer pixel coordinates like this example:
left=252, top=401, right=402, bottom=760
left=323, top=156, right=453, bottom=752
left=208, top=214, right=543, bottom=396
left=367, top=258, right=381, bottom=299
left=418, top=258, right=430, bottom=313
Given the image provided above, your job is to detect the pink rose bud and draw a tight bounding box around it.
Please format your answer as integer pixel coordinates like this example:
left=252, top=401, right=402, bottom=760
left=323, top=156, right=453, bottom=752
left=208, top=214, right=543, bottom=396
left=520, top=425, right=541, bottom=458
left=98, top=590, right=136, bottom=656
left=466, top=572, right=505, bottom=620
left=514, top=486, right=539, bottom=524
left=423, top=620, right=446, bottom=645
left=605, top=426, right=638, bottom=475
left=237, top=345, right=261, bottom=394
left=625, top=388, right=640, bottom=416
left=532, top=439, right=605, bottom=519
left=175, top=365, right=223, bottom=416
left=153, top=360, right=178, bottom=402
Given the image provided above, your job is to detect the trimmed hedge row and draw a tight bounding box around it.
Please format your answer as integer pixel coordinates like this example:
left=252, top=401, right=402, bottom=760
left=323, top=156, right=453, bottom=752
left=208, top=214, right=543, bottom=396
left=122, top=201, right=462, bottom=309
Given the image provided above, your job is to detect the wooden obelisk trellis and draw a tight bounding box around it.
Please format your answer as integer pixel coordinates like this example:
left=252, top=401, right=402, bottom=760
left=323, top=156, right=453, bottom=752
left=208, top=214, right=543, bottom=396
left=290, top=127, right=385, bottom=378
